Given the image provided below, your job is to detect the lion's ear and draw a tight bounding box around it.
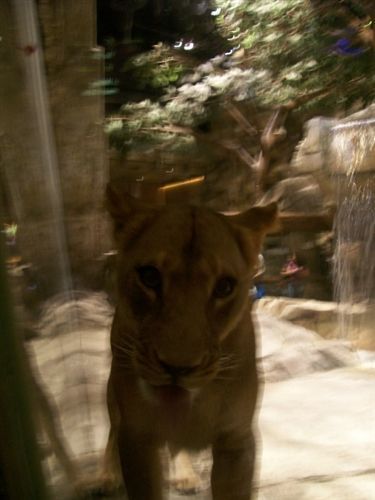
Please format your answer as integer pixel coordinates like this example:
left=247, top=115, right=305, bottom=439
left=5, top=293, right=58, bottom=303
left=105, top=183, right=158, bottom=244
left=228, top=202, right=278, bottom=234
left=106, top=183, right=147, bottom=220
left=227, top=203, right=278, bottom=264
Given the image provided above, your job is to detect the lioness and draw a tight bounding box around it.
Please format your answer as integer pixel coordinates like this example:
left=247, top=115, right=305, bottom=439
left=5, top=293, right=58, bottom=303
left=106, top=185, right=277, bottom=500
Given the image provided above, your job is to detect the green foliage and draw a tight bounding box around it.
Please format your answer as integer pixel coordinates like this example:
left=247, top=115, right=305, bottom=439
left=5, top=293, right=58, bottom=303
left=106, top=0, right=374, bottom=152
left=105, top=100, right=197, bottom=153
left=215, top=0, right=374, bottom=112
left=121, top=44, right=186, bottom=90
left=106, top=62, right=267, bottom=152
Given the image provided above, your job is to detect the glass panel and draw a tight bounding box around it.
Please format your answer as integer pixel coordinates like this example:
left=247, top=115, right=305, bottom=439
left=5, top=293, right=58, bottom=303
left=1, top=1, right=374, bottom=499
left=0, top=1, right=109, bottom=497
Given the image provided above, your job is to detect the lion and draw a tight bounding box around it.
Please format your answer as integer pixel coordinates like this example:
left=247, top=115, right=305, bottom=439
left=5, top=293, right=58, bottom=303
left=105, top=184, right=277, bottom=500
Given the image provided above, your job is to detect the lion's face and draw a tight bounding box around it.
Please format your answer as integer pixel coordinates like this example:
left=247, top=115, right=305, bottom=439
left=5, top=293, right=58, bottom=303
left=107, top=187, right=277, bottom=393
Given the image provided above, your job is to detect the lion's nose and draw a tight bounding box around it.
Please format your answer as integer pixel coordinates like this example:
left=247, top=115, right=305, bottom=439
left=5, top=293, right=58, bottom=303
left=159, top=360, right=198, bottom=377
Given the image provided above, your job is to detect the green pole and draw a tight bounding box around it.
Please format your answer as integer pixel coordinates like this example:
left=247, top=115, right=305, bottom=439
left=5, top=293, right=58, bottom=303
left=0, top=236, right=49, bottom=500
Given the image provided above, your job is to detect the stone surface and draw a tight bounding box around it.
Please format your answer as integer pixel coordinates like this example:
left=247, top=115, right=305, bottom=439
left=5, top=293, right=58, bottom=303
left=292, top=105, right=375, bottom=177
left=256, top=296, right=375, bottom=350
left=258, top=365, right=375, bottom=499
left=259, top=175, right=324, bottom=212
left=27, top=293, right=375, bottom=499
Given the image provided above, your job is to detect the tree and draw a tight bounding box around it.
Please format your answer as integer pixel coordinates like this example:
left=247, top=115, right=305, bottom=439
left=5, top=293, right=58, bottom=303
left=105, top=0, right=374, bottom=193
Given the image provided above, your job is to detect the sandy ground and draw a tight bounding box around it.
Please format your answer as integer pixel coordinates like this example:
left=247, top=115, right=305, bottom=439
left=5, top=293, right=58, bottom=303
left=27, top=293, right=375, bottom=499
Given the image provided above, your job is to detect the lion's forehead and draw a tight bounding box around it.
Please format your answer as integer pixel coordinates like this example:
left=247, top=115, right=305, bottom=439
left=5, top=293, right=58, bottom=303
left=132, top=207, right=248, bottom=274
left=163, top=253, right=230, bottom=286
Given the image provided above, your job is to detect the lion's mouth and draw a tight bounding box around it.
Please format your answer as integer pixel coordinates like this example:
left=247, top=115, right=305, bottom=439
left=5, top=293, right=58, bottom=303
left=152, top=384, right=190, bottom=404
left=139, top=379, right=195, bottom=410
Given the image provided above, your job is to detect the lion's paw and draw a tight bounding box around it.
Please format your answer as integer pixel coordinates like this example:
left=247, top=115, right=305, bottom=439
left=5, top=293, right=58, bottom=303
left=73, top=472, right=123, bottom=498
left=168, top=451, right=202, bottom=495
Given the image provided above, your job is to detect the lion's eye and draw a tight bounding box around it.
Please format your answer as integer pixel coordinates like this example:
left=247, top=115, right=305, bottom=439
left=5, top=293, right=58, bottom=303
left=213, top=276, right=236, bottom=299
left=137, top=266, right=162, bottom=290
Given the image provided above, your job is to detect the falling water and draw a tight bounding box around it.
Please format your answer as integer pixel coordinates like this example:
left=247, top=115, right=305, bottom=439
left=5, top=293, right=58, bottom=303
left=330, top=121, right=375, bottom=346
left=12, top=0, right=96, bottom=479
left=13, top=0, right=73, bottom=294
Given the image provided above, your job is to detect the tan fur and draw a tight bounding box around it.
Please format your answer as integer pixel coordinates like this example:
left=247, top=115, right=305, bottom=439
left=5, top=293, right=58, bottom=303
left=106, top=186, right=277, bottom=500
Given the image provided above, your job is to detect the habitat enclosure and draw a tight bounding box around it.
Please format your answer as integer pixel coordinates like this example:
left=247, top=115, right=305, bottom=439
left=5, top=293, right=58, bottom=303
left=0, top=1, right=374, bottom=499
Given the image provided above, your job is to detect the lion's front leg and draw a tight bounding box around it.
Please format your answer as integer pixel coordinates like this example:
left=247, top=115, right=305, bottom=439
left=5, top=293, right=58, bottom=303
left=118, top=426, right=163, bottom=500
left=211, top=433, right=256, bottom=500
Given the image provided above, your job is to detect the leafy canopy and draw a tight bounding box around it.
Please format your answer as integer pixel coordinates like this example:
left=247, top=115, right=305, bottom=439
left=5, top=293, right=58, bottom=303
left=107, top=0, right=374, bottom=152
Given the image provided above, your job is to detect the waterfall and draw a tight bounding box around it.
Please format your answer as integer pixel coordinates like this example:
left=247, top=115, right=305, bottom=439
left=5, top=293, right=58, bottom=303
left=11, top=0, right=96, bottom=472
left=330, top=120, right=375, bottom=345
left=12, top=0, right=73, bottom=295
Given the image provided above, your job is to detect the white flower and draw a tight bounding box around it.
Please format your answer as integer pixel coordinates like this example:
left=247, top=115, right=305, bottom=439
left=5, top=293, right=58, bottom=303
left=179, top=82, right=211, bottom=102
left=264, top=33, right=282, bottom=42
left=306, top=59, right=318, bottom=68
left=147, top=109, right=164, bottom=123
left=205, top=73, right=230, bottom=89
left=178, top=83, right=193, bottom=94
left=290, top=34, right=303, bottom=43
left=105, top=120, right=122, bottom=133
left=197, top=62, right=214, bottom=74
left=284, top=71, right=302, bottom=81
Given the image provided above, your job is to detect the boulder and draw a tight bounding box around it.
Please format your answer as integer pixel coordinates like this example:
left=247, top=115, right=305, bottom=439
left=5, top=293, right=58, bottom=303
left=292, top=104, right=375, bottom=177
left=259, top=175, right=324, bottom=212
left=256, top=296, right=374, bottom=350
left=28, top=293, right=375, bottom=499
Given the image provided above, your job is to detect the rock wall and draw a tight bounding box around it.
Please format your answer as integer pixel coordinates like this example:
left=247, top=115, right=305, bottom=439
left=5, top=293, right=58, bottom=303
left=260, top=104, right=375, bottom=302
left=292, top=105, right=375, bottom=195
